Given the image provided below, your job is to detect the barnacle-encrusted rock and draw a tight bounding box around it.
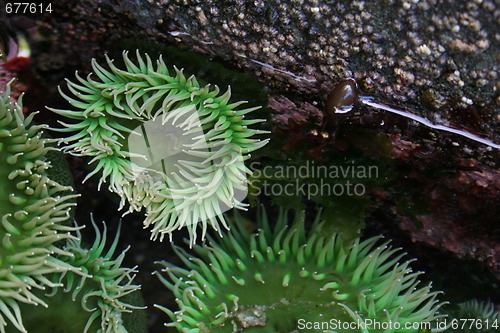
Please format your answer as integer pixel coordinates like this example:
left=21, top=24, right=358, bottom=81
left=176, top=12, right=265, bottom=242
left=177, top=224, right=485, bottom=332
left=0, top=84, right=79, bottom=332
left=40, top=0, right=499, bottom=141
left=155, top=209, right=447, bottom=332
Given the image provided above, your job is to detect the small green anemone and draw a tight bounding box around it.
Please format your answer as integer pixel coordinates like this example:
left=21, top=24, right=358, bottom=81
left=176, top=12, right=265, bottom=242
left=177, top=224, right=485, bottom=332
left=155, top=209, right=447, bottom=332
left=0, top=83, right=79, bottom=332
left=49, top=51, right=269, bottom=244
left=9, top=217, right=145, bottom=333
left=449, top=300, right=500, bottom=333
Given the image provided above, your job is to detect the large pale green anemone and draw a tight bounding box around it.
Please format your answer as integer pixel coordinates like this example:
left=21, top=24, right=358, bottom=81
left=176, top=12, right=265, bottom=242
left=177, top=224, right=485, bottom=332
left=0, top=84, right=80, bottom=332
left=155, top=209, right=447, bottom=332
left=9, top=218, right=145, bottom=333
left=49, top=50, right=269, bottom=245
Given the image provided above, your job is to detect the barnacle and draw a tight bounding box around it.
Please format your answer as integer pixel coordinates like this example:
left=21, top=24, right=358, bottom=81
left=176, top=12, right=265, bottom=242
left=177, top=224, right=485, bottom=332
left=155, top=209, right=447, bottom=332
left=49, top=50, right=269, bottom=244
left=10, top=217, right=145, bottom=333
left=0, top=83, right=79, bottom=332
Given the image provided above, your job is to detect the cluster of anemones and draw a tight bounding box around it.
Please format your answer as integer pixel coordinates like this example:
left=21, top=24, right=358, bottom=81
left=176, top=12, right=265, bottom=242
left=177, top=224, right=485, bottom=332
left=7, top=44, right=493, bottom=333
left=0, top=85, right=143, bottom=333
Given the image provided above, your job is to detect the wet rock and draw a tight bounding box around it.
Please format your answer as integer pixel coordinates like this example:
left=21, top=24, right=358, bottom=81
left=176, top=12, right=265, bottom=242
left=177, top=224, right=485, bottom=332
left=392, top=139, right=500, bottom=278
left=22, top=0, right=498, bottom=144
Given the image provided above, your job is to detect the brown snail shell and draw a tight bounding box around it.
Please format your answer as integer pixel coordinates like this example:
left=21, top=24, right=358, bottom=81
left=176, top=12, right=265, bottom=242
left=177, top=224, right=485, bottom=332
left=325, top=78, right=359, bottom=114
left=323, top=78, right=359, bottom=129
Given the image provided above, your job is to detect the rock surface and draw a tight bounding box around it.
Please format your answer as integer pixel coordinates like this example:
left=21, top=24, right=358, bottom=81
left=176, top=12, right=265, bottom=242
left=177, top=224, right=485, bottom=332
left=35, top=0, right=499, bottom=140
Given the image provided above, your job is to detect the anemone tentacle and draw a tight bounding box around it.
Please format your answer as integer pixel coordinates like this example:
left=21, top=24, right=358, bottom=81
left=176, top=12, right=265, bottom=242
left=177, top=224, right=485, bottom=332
left=0, top=83, right=80, bottom=333
left=12, top=217, right=145, bottom=333
left=450, top=300, right=500, bottom=333
left=50, top=51, right=269, bottom=244
left=155, top=208, right=448, bottom=332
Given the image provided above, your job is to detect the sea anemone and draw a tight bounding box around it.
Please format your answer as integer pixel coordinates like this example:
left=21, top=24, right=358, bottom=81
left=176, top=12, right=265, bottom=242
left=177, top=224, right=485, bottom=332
left=10, top=217, right=145, bottom=333
left=155, top=208, right=447, bottom=332
left=49, top=50, right=269, bottom=244
left=449, top=300, right=500, bottom=333
left=0, top=83, right=79, bottom=332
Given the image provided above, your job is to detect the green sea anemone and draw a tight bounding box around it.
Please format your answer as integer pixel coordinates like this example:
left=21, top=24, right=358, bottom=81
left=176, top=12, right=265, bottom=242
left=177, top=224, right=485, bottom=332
left=9, top=217, right=145, bottom=333
left=449, top=300, right=500, bottom=333
left=49, top=51, right=269, bottom=244
left=0, top=83, right=79, bottom=332
left=155, top=209, right=447, bottom=332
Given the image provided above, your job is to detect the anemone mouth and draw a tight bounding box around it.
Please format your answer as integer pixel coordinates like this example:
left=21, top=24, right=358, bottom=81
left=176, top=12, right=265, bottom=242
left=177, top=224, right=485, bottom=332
left=155, top=208, right=447, bottom=332
left=49, top=50, right=269, bottom=244
left=10, top=290, right=102, bottom=333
